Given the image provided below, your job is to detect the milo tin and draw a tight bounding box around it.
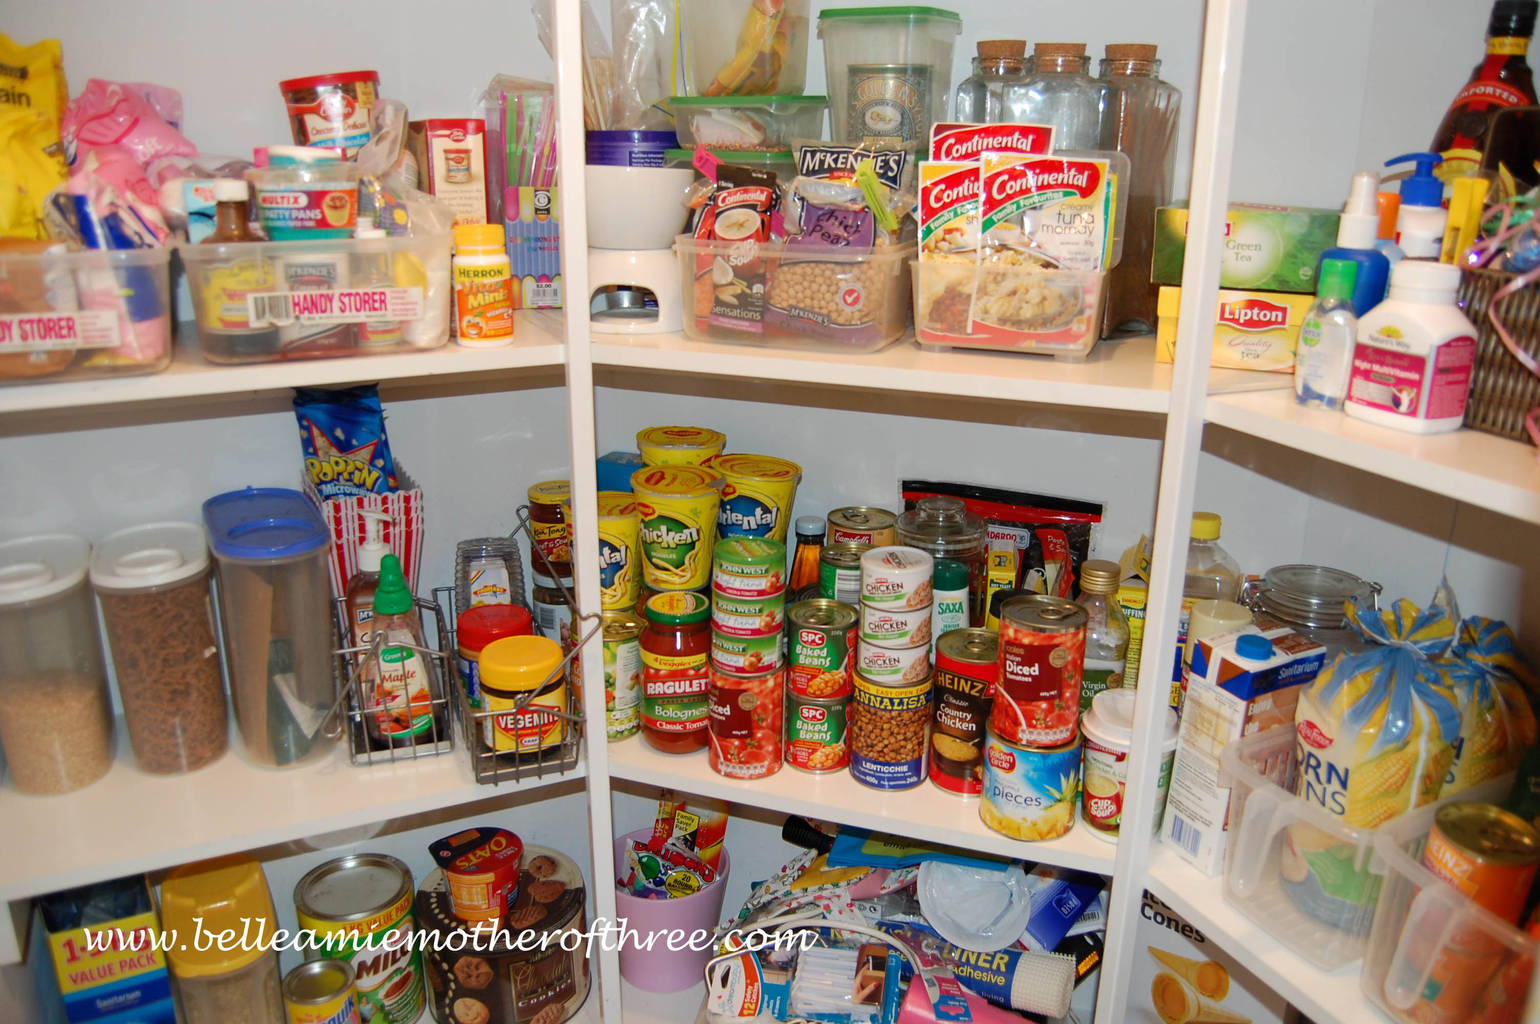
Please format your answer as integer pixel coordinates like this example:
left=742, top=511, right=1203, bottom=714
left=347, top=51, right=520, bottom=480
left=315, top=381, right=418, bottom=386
left=294, top=854, right=424, bottom=1024
left=711, top=591, right=787, bottom=638
left=603, top=611, right=643, bottom=740
left=710, top=629, right=783, bottom=674
left=712, top=537, right=788, bottom=598
left=283, top=959, right=358, bottom=1024
left=785, top=690, right=850, bottom=773
left=787, top=598, right=857, bottom=699
left=931, top=628, right=998, bottom=797
left=846, top=64, right=933, bottom=147
left=818, top=540, right=868, bottom=606
left=827, top=506, right=897, bottom=547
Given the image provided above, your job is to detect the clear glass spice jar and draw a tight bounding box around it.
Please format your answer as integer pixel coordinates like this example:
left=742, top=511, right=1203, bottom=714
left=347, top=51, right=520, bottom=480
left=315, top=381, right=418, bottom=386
left=0, top=534, right=114, bottom=795
left=1245, top=564, right=1381, bottom=662
left=1077, top=559, right=1130, bottom=711
left=160, top=854, right=284, bottom=1024
left=1099, top=43, right=1182, bottom=334
left=91, top=522, right=228, bottom=775
left=895, top=496, right=987, bottom=626
left=1004, top=43, right=1110, bottom=152
left=954, top=39, right=1029, bottom=122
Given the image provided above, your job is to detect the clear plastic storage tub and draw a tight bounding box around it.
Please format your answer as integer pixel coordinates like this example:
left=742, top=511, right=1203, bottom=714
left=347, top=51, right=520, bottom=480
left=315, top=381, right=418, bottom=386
left=1220, top=725, right=1510, bottom=971
left=676, top=234, right=914, bottom=352
left=818, top=6, right=961, bottom=147
left=0, top=246, right=173, bottom=385
left=180, top=232, right=451, bottom=363
left=912, top=260, right=1107, bottom=360
left=1362, top=797, right=1536, bottom=1024
left=669, top=95, right=828, bottom=150
left=681, top=0, right=810, bottom=97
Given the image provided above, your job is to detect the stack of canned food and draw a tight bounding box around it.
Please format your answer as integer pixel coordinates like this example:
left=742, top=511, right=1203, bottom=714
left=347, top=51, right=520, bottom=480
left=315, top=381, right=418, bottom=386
left=707, top=537, right=790, bottom=778
left=851, top=546, right=937, bottom=790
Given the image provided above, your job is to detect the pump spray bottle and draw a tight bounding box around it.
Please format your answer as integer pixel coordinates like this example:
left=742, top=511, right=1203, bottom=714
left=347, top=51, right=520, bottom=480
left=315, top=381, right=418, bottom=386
left=1386, top=153, right=1448, bottom=259
left=345, top=510, right=392, bottom=660
left=363, top=553, right=444, bottom=747
left=1319, top=170, right=1390, bottom=315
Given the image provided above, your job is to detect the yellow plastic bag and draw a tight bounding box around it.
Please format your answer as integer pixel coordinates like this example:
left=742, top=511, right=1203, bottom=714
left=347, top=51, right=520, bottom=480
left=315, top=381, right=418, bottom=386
left=1443, top=617, right=1538, bottom=793
left=0, top=34, right=67, bottom=130
left=0, top=107, right=67, bottom=239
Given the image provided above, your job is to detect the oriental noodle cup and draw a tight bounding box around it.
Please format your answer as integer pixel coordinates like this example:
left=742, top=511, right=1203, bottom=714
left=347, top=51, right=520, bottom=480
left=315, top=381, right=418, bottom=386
left=637, top=425, right=727, bottom=467
left=631, top=465, right=722, bottom=591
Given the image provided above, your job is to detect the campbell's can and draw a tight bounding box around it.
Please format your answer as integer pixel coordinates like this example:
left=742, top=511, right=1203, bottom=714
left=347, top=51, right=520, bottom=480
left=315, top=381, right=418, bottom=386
left=827, top=506, right=897, bottom=547
left=787, top=598, right=857, bottom=699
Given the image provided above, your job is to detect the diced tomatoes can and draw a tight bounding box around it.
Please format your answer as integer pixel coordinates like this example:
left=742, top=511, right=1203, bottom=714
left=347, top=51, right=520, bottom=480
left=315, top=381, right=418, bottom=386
left=931, top=628, right=997, bottom=796
left=993, top=595, right=1086, bottom=747
left=787, top=598, right=857, bottom=699
left=707, top=664, right=784, bottom=779
left=785, top=689, right=850, bottom=773
left=827, top=506, right=897, bottom=547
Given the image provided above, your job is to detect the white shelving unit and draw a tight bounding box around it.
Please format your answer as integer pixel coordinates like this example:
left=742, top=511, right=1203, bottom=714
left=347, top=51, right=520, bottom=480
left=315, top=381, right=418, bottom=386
left=0, top=2, right=1530, bottom=1024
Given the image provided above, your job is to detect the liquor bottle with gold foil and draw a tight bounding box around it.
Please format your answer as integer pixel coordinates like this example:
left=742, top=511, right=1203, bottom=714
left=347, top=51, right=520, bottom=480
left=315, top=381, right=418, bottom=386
left=1431, top=0, right=1537, bottom=187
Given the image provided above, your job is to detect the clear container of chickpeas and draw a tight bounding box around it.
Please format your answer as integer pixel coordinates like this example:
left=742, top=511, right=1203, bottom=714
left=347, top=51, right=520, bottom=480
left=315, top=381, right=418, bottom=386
left=675, top=234, right=915, bottom=352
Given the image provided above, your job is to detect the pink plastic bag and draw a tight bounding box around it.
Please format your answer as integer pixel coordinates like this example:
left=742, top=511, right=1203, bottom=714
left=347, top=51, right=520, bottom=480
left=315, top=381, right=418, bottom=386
left=62, top=79, right=197, bottom=168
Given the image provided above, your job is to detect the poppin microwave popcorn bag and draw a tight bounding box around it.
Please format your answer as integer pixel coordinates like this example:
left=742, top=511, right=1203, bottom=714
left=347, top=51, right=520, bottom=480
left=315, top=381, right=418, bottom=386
left=1442, top=615, right=1538, bottom=794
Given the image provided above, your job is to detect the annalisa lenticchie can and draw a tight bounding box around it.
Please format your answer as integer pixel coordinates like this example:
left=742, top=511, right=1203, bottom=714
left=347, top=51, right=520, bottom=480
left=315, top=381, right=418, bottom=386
left=849, top=673, right=932, bottom=790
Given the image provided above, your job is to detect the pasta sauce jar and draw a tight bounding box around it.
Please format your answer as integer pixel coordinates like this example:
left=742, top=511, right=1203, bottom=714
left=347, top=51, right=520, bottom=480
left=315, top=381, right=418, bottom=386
left=640, top=591, right=712, bottom=753
left=527, top=480, right=571, bottom=578
left=993, top=595, right=1086, bottom=747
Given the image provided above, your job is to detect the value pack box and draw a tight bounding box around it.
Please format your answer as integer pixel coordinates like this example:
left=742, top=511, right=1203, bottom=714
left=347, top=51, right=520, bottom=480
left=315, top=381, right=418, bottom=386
left=1161, top=621, right=1326, bottom=876
left=1152, top=203, right=1340, bottom=294
left=32, top=875, right=177, bottom=1024
left=1155, top=286, right=1315, bottom=373
left=1134, top=890, right=1289, bottom=1024
left=506, top=185, right=561, bottom=309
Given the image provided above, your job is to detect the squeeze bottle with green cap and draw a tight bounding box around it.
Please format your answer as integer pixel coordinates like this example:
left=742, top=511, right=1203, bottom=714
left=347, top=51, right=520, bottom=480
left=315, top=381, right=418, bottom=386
left=1386, top=153, right=1447, bottom=259
left=345, top=510, right=391, bottom=659
left=1294, top=258, right=1360, bottom=410
left=363, top=553, right=443, bottom=746
left=1317, top=170, right=1390, bottom=315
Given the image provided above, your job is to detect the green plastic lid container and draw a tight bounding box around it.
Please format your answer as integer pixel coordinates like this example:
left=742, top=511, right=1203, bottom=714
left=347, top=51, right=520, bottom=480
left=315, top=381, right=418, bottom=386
left=818, top=6, right=963, bottom=27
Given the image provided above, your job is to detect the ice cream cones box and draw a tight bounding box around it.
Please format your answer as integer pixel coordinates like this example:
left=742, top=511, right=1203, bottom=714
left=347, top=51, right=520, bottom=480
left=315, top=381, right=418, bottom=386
left=1162, top=624, right=1326, bottom=876
left=1134, top=891, right=1289, bottom=1024
left=1155, top=287, right=1315, bottom=373
left=1151, top=203, right=1339, bottom=294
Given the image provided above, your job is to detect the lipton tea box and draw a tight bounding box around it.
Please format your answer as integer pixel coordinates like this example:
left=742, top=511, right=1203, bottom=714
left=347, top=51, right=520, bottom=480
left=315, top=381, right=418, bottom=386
left=1156, top=286, right=1315, bottom=372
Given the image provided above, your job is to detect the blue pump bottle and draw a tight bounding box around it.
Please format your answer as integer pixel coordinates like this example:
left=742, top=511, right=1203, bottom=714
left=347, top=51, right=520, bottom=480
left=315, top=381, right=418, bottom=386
left=1316, top=169, right=1390, bottom=315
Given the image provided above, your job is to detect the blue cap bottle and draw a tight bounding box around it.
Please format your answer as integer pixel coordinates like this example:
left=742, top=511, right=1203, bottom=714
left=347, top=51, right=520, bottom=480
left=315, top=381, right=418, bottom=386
left=1318, top=169, right=1391, bottom=315
left=1385, top=152, right=1447, bottom=259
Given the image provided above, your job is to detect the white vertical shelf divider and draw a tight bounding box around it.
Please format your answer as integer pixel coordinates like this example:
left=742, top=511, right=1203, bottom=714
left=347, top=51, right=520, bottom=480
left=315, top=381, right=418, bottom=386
left=552, top=5, right=621, bottom=1022
left=1097, top=0, right=1248, bottom=1019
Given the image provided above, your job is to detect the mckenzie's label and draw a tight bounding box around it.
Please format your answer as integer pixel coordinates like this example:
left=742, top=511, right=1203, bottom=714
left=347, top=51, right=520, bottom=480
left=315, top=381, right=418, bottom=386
left=641, top=648, right=709, bottom=733
left=247, top=286, right=422, bottom=327
left=980, top=152, right=1117, bottom=271
left=0, top=310, right=120, bottom=351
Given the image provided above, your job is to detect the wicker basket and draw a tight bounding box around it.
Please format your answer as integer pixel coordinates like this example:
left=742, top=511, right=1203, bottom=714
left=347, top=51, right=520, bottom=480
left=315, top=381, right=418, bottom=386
left=1459, top=265, right=1540, bottom=442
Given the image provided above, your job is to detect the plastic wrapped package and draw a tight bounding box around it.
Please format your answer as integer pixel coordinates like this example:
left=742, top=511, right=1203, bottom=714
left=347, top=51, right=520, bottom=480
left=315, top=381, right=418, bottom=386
left=610, top=0, right=675, bottom=129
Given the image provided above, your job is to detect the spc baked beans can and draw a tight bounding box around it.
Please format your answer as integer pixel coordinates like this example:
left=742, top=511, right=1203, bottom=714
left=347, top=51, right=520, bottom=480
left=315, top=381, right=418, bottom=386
left=787, top=598, right=857, bottom=699
left=785, top=689, right=850, bottom=772
left=428, top=826, right=523, bottom=927
left=712, top=537, right=788, bottom=598
left=856, top=638, right=931, bottom=685
left=850, top=673, right=932, bottom=790
left=828, top=506, right=898, bottom=547
left=861, top=546, right=935, bottom=610
left=993, top=595, right=1086, bottom=748
left=711, top=629, right=783, bottom=674
left=294, top=854, right=425, bottom=1024
left=711, top=591, right=786, bottom=638
left=819, top=541, right=868, bottom=606
left=931, top=628, right=998, bottom=796
left=283, top=958, right=358, bottom=1024
left=603, top=611, right=643, bottom=740
left=980, top=723, right=1082, bottom=842
left=860, top=601, right=933, bottom=648
left=707, top=664, right=784, bottom=779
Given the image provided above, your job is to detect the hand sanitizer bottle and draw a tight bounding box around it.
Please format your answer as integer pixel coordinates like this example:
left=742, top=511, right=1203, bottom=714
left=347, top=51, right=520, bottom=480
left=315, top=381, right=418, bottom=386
left=1318, top=170, right=1390, bottom=315
left=1295, top=258, right=1359, bottom=410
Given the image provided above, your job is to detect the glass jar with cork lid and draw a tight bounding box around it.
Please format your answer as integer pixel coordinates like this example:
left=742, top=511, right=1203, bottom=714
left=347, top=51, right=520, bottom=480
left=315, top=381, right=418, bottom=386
left=954, top=39, right=1029, bottom=122
left=1005, top=42, right=1110, bottom=151
left=896, top=496, right=987, bottom=626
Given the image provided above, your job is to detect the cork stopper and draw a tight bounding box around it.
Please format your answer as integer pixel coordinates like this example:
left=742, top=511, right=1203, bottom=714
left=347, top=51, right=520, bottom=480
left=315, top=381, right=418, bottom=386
left=1033, top=42, right=1087, bottom=58
left=977, top=39, right=1027, bottom=60
left=1105, top=43, right=1158, bottom=61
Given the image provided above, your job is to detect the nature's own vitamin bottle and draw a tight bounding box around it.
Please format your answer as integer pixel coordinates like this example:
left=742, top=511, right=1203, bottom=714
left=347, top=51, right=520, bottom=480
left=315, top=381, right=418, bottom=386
left=452, top=223, right=514, bottom=346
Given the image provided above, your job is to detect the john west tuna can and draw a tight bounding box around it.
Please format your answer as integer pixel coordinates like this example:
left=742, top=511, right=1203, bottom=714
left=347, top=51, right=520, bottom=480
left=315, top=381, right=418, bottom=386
left=931, top=628, right=997, bottom=796
left=849, top=673, right=932, bottom=790
left=283, top=959, right=359, bottom=1024
left=294, top=854, right=425, bottom=1024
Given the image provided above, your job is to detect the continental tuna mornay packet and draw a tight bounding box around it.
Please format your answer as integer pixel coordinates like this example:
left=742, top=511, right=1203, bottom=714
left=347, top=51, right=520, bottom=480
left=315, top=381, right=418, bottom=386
left=978, top=151, right=1127, bottom=272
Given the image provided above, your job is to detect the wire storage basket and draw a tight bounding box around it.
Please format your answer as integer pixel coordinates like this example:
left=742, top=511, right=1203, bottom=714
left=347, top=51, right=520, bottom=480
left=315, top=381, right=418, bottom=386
left=335, top=593, right=457, bottom=764
left=1458, top=265, right=1540, bottom=441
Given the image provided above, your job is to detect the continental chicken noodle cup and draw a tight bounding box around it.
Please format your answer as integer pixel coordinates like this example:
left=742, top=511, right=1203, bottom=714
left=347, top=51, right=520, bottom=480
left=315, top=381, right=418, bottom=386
left=631, top=465, right=722, bottom=591
left=637, top=425, right=727, bottom=466
left=596, top=490, right=641, bottom=611
left=1285, top=596, right=1463, bottom=931
left=705, top=453, right=802, bottom=543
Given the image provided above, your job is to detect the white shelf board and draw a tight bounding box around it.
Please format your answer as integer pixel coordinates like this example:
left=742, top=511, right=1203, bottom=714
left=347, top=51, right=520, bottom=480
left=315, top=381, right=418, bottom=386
left=0, top=728, right=584, bottom=903
left=608, top=736, right=1115, bottom=873
left=619, top=979, right=704, bottom=1024
left=1145, top=847, right=1388, bottom=1024
left=0, top=312, right=566, bottom=415
left=1207, top=387, right=1540, bottom=526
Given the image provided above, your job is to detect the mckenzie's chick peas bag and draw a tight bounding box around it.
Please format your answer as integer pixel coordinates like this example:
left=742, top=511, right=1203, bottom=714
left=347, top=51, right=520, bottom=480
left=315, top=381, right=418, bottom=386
left=1283, top=593, right=1464, bottom=930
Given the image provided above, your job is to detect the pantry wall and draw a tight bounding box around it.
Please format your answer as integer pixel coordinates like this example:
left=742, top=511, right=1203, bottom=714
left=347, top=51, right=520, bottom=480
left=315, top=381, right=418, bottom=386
left=0, top=1, right=1526, bottom=1023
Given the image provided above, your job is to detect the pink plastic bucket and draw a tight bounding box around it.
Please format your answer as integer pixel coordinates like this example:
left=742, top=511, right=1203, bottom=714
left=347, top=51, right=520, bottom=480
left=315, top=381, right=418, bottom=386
left=614, top=827, right=732, bottom=992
